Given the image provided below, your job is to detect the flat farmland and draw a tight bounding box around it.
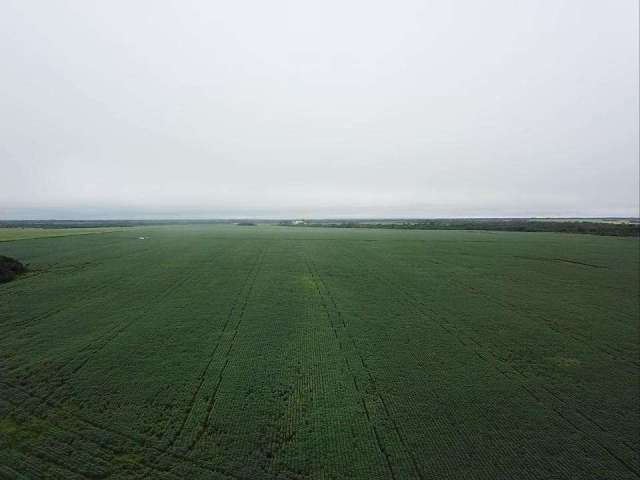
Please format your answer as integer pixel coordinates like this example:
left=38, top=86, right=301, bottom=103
left=0, top=225, right=638, bottom=479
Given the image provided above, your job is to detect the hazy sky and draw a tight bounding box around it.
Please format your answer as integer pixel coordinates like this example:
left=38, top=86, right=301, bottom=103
left=1, top=0, right=638, bottom=219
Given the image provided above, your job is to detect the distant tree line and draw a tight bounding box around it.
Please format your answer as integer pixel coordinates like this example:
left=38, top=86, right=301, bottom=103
left=0, top=220, right=266, bottom=229
left=281, top=219, right=640, bottom=237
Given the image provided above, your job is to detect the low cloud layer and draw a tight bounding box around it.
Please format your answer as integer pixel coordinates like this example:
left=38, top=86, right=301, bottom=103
left=1, top=0, right=638, bottom=219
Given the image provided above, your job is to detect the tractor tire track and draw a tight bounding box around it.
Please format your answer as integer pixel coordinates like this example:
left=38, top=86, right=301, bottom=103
left=370, top=248, right=639, bottom=432
left=165, top=244, right=265, bottom=450
left=0, top=242, right=159, bottom=331
left=37, top=272, right=196, bottom=405
left=187, top=244, right=269, bottom=453
left=344, top=243, right=640, bottom=478
left=304, top=251, right=425, bottom=480
left=305, top=256, right=397, bottom=480
left=32, top=243, right=249, bottom=405
left=0, top=381, right=241, bottom=480
left=426, top=254, right=636, bottom=362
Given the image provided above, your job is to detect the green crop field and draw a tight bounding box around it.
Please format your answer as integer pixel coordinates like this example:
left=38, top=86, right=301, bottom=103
left=0, top=227, right=126, bottom=242
left=0, top=225, right=638, bottom=479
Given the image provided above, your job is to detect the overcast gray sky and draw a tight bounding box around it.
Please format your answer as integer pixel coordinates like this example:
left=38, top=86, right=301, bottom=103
left=1, top=0, right=638, bottom=219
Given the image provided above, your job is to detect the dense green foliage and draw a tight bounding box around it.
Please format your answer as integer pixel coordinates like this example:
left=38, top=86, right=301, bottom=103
left=281, top=219, right=640, bottom=237
left=0, top=255, right=26, bottom=283
left=0, top=225, right=638, bottom=479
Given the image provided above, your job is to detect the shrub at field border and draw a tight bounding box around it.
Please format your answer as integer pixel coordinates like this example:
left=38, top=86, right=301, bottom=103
left=0, top=255, right=27, bottom=283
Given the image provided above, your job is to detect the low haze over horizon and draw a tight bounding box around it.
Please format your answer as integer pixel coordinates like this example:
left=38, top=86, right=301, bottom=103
left=1, top=0, right=639, bottom=220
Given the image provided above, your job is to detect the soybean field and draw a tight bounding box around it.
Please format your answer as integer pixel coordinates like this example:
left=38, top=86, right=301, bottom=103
left=0, top=225, right=638, bottom=479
